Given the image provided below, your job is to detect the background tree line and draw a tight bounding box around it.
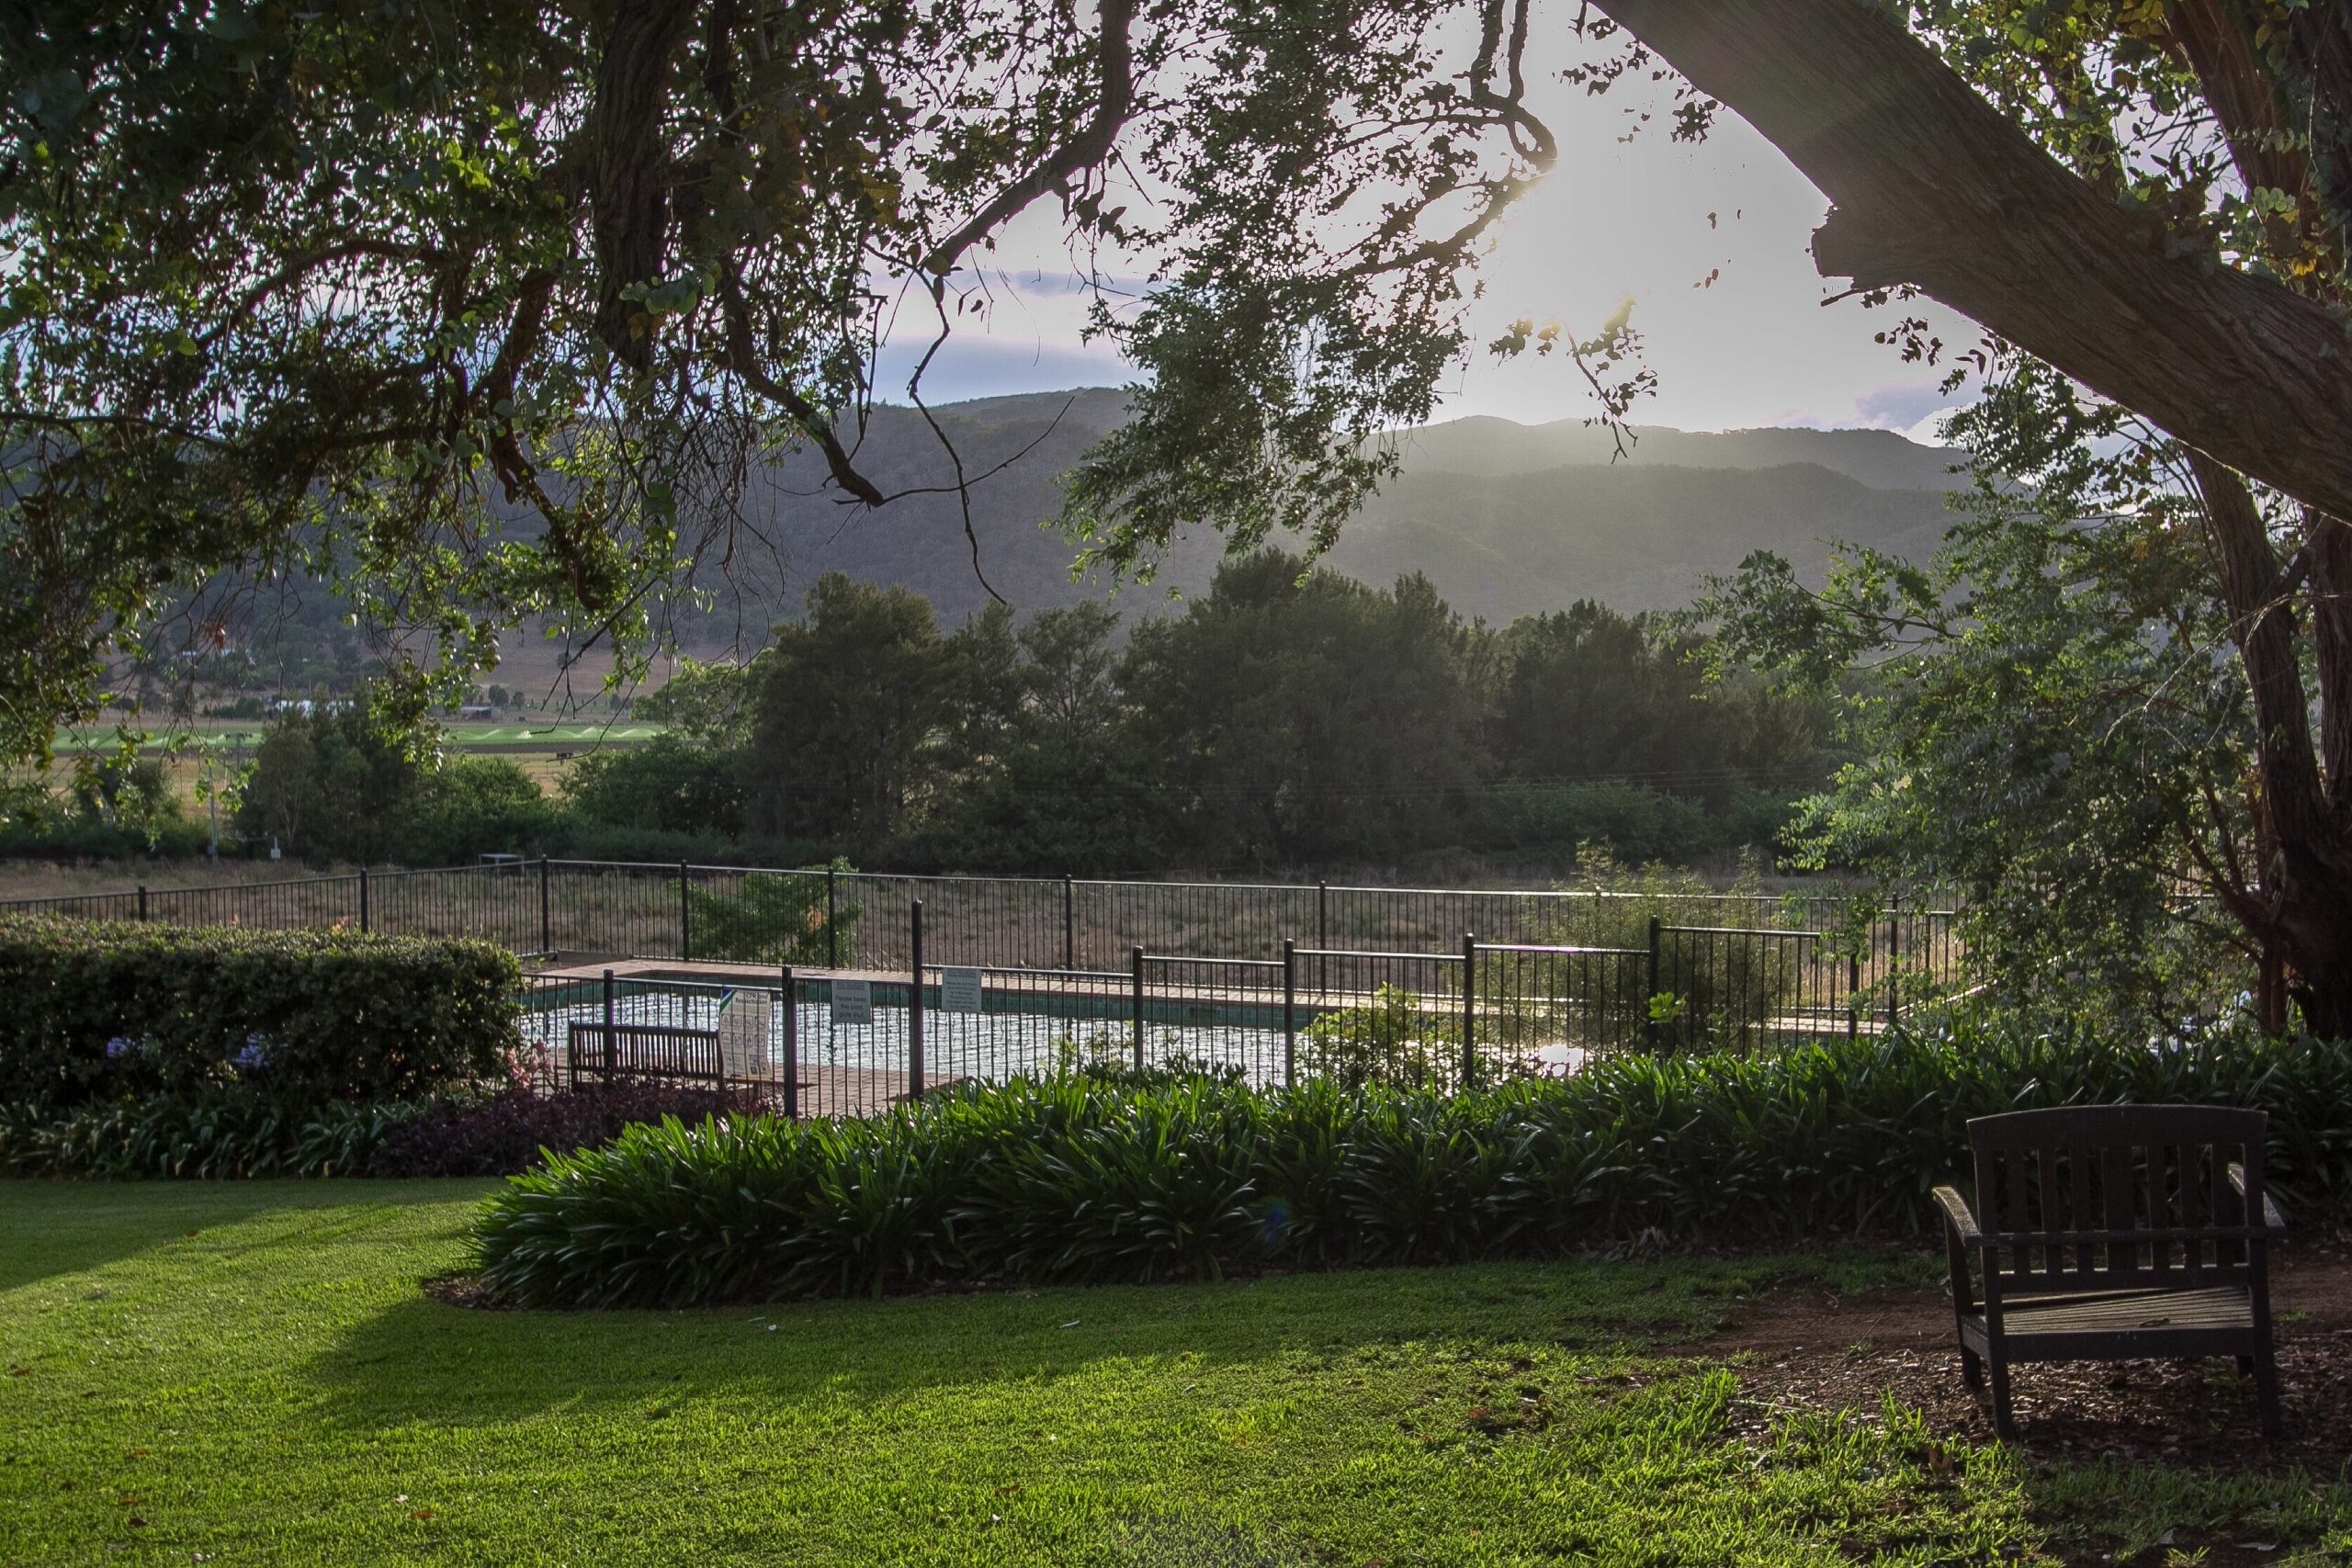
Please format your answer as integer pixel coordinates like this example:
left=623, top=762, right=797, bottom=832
left=216, top=552, right=1826, bottom=875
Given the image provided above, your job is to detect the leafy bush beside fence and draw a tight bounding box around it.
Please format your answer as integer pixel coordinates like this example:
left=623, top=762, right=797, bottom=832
left=366, top=1084, right=774, bottom=1178
left=684, top=863, right=859, bottom=964
left=0, top=1083, right=768, bottom=1180
left=0, top=1090, right=407, bottom=1179
left=472, top=1021, right=2352, bottom=1308
left=0, top=917, right=520, bottom=1109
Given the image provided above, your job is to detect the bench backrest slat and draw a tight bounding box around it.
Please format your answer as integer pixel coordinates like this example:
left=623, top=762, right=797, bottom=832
left=566, top=1021, right=725, bottom=1086
left=2098, top=1141, right=2136, bottom=1274
left=1968, top=1106, right=2267, bottom=1293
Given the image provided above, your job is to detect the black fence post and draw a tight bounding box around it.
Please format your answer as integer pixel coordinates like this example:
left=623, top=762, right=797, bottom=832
left=1282, top=937, right=1298, bottom=1089
left=779, top=964, right=799, bottom=1121
left=1848, top=949, right=1861, bottom=1041
left=538, top=855, right=552, bottom=955
left=826, top=865, right=839, bottom=967
left=1063, top=874, right=1076, bottom=971
left=137, top=885, right=148, bottom=922
left=601, top=967, right=617, bottom=1088
left=1884, top=902, right=1901, bottom=1034
left=1645, top=916, right=1661, bottom=1050
left=908, top=898, right=926, bottom=1100
left=1131, top=943, right=1146, bottom=1071
left=1461, top=933, right=1477, bottom=1089
left=358, top=867, right=370, bottom=934
left=1317, top=880, right=1329, bottom=993
left=678, top=861, right=691, bottom=961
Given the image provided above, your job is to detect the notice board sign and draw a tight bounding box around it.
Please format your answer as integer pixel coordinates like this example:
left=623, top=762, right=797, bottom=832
left=830, top=977, right=873, bottom=1026
left=940, top=966, right=983, bottom=1013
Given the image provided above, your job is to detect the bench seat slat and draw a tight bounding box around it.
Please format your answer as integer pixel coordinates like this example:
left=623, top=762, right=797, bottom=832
left=1969, top=1285, right=2254, bottom=1335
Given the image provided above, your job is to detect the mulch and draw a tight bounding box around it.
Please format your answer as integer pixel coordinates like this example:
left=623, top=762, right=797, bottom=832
left=1679, top=1230, right=2352, bottom=1477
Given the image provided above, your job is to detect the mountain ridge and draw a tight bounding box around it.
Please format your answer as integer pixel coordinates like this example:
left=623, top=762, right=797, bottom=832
left=678, top=389, right=1967, bottom=635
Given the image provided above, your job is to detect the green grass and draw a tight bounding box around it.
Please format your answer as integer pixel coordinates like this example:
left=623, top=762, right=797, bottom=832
left=0, top=1181, right=2346, bottom=1566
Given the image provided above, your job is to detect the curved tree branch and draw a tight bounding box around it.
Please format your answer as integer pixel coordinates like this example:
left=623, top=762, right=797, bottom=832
left=717, top=265, right=886, bottom=507
left=919, top=0, right=1137, bottom=279
left=1598, top=0, right=2352, bottom=523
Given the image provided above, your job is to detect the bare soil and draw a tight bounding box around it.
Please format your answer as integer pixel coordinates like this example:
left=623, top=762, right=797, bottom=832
left=1679, top=1231, right=2352, bottom=1477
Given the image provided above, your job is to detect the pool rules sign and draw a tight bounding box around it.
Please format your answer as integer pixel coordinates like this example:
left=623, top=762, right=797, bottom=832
left=830, top=978, right=873, bottom=1026
left=941, top=967, right=983, bottom=1013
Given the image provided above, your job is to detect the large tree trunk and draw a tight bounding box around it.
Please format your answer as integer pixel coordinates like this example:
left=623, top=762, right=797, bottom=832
left=1596, top=0, right=2352, bottom=525
left=1594, top=0, right=2352, bottom=1031
left=2187, top=455, right=2352, bottom=1033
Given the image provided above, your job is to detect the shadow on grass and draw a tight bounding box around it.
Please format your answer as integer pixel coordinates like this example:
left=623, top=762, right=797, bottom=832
left=2, top=1184, right=305, bottom=1297
left=0, top=1184, right=496, bottom=1297
left=307, top=1249, right=1894, bottom=1427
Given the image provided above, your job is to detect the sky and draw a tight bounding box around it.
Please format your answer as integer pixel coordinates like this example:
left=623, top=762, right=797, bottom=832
left=874, top=35, right=1986, bottom=441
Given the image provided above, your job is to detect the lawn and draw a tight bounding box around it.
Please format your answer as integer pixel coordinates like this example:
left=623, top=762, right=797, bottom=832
left=0, top=1181, right=2345, bottom=1567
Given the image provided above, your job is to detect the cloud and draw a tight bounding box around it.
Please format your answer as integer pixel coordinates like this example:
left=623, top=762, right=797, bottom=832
left=1853, top=381, right=1962, bottom=434
left=977, top=267, right=1158, bottom=299
left=1900, top=409, right=1959, bottom=447
left=871, top=334, right=1136, bottom=405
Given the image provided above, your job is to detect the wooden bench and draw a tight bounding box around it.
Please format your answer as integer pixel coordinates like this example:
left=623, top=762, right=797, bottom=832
left=1934, top=1105, right=2286, bottom=1438
left=565, top=1021, right=724, bottom=1089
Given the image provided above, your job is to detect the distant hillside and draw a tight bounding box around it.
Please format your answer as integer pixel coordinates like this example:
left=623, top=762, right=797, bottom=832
left=1390, top=416, right=1966, bottom=493
left=1335, top=462, right=1954, bottom=623
left=678, top=389, right=1969, bottom=635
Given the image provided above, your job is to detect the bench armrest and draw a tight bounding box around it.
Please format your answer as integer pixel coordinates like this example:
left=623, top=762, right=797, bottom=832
left=2228, top=1164, right=2288, bottom=1232
left=1932, top=1185, right=1983, bottom=1245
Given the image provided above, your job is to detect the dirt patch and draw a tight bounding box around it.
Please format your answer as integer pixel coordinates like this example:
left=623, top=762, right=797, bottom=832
left=423, top=1272, right=518, bottom=1312
left=1687, top=1237, right=2352, bottom=1473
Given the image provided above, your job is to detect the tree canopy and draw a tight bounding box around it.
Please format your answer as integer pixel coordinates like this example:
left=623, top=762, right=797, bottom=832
left=12, top=3, right=2339, bottom=759
left=12, top=1, right=2352, bottom=1019
left=1667, top=5, right=2352, bottom=1034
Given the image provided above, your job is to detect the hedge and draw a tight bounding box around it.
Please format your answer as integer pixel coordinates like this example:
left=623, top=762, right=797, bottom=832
left=473, top=1023, right=2352, bottom=1308
left=0, top=917, right=520, bottom=1109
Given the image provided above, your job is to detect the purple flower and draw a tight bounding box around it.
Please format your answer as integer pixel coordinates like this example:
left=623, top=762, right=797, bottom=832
left=233, top=1036, right=270, bottom=1072
left=104, top=1036, right=135, bottom=1060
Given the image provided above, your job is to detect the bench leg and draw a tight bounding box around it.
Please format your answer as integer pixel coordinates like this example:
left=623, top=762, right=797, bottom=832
left=1961, top=1346, right=1984, bottom=1392
left=2253, top=1346, right=2283, bottom=1439
left=1986, top=1352, right=2017, bottom=1439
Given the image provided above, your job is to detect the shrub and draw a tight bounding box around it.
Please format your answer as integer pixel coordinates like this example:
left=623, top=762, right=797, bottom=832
left=1297, top=985, right=1463, bottom=1091
left=368, top=1083, right=774, bottom=1177
left=0, top=1090, right=412, bottom=1179
left=394, top=756, right=560, bottom=864
left=560, top=734, right=745, bottom=838
left=684, top=862, right=859, bottom=964
left=472, top=1020, right=2352, bottom=1308
left=0, top=917, right=520, bottom=1110
left=0, top=1081, right=766, bottom=1181
left=1537, top=845, right=1804, bottom=1048
left=1466, top=780, right=1725, bottom=864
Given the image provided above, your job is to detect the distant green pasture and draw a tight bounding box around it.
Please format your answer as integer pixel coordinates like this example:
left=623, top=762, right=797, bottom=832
left=51, top=721, right=665, bottom=755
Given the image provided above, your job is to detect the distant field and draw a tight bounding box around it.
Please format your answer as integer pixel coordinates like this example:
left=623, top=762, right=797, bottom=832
left=54, top=720, right=665, bottom=755
left=40, top=720, right=660, bottom=814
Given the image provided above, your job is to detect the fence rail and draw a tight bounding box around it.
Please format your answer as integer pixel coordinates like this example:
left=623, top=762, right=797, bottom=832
left=0, top=856, right=1962, bottom=989
left=15, top=860, right=1972, bottom=1114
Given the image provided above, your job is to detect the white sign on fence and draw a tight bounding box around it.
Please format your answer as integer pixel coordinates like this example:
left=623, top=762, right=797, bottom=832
left=830, top=977, right=873, bottom=1026
left=941, top=966, right=983, bottom=1013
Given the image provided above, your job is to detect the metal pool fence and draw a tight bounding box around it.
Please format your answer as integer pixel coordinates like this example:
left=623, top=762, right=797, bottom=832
left=505, top=892, right=1972, bottom=1117
left=0, top=856, right=1964, bottom=982
left=9, top=859, right=1970, bottom=1113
